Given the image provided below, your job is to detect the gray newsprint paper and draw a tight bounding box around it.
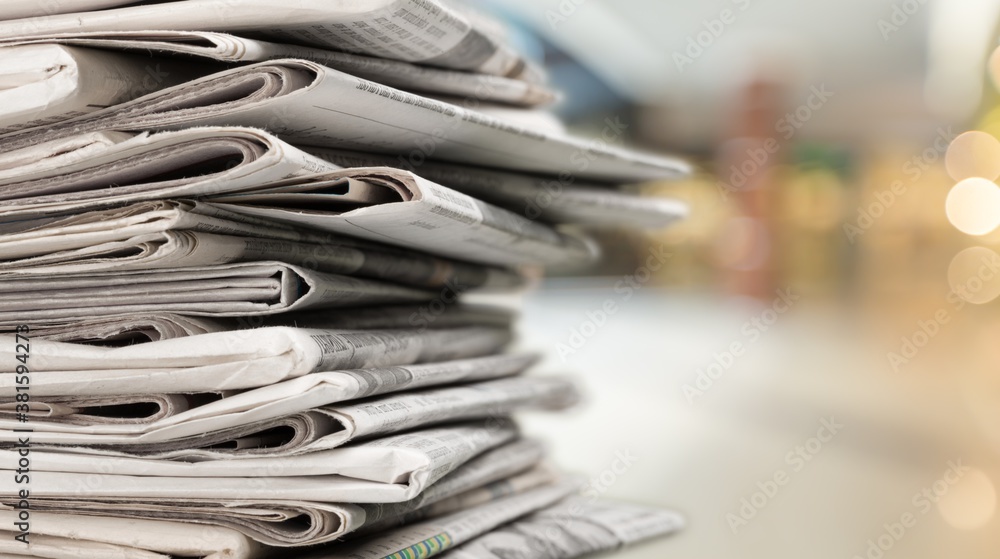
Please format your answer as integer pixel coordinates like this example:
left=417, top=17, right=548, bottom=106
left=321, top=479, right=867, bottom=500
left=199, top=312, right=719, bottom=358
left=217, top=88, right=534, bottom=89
left=0, top=32, right=556, bottom=106
left=0, top=0, right=543, bottom=81
left=0, top=326, right=513, bottom=395
left=209, top=167, right=599, bottom=267
left=0, top=421, right=519, bottom=502
left=0, top=128, right=593, bottom=267
left=0, top=44, right=215, bottom=134
left=0, top=127, right=339, bottom=217
left=311, top=148, right=691, bottom=228
left=0, top=439, right=549, bottom=547
left=305, top=481, right=580, bottom=559
left=442, top=497, right=686, bottom=559
left=0, top=61, right=690, bottom=182
left=0, top=261, right=437, bottom=322
left=0, top=375, right=576, bottom=456
left=14, top=303, right=516, bottom=343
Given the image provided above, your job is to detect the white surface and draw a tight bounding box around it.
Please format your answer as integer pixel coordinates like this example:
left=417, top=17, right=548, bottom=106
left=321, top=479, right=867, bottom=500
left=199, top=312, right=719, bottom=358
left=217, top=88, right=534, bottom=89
left=514, top=280, right=1000, bottom=558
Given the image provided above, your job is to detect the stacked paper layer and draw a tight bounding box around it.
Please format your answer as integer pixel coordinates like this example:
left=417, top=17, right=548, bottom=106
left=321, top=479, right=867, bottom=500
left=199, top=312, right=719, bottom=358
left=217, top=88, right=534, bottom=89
left=0, top=1, right=689, bottom=557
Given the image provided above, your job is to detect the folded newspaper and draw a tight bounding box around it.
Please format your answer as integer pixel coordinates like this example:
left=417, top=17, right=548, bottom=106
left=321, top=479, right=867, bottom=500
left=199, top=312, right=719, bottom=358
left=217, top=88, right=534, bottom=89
left=0, top=493, right=681, bottom=558
left=0, top=0, right=546, bottom=81
left=0, top=44, right=218, bottom=134
left=15, top=303, right=516, bottom=343
left=0, top=351, right=537, bottom=426
left=0, top=326, right=513, bottom=395
left=0, top=261, right=441, bottom=323
left=442, top=497, right=686, bottom=559
left=312, top=148, right=691, bottom=228
left=0, top=59, right=690, bottom=181
left=0, top=127, right=598, bottom=267
left=0, top=200, right=525, bottom=289
left=0, top=127, right=339, bottom=216
left=0, top=421, right=520, bottom=501
left=1, top=440, right=552, bottom=547
left=0, top=376, right=577, bottom=455
left=0, top=31, right=558, bottom=106
left=0, top=1, right=688, bottom=557
left=207, top=166, right=599, bottom=267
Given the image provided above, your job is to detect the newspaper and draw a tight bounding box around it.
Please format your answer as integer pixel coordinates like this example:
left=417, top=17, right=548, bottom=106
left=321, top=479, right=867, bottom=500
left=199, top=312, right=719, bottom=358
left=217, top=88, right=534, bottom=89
left=312, top=148, right=692, bottom=228
left=0, top=127, right=340, bottom=218
left=0, top=352, right=538, bottom=435
left=0, top=61, right=691, bottom=182
left=443, top=497, right=686, bottom=559
left=0, top=1, right=145, bottom=20
left=15, top=313, right=231, bottom=343
left=0, top=375, right=572, bottom=455
left=264, top=304, right=517, bottom=331
left=0, top=44, right=215, bottom=134
left=0, top=510, right=266, bottom=559
left=0, top=326, right=513, bottom=396
left=306, top=480, right=579, bottom=558
left=0, top=393, right=207, bottom=426
left=0, top=439, right=548, bottom=548
left=0, top=421, right=517, bottom=502
left=455, top=103, right=566, bottom=135
left=0, top=201, right=525, bottom=291
left=302, top=376, right=576, bottom=451
left=0, top=32, right=557, bottom=106
left=0, top=128, right=593, bottom=267
left=0, top=230, right=518, bottom=290
left=0, top=0, right=542, bottom=81
left=209, top=167, right=599, bottom=267
left=357, top=447, right=554, bottom=535
left=0, top=130, right=132, bottom=172
left=15, top=303, right=517, bottom=343
left=0, top=261, right=437, bottom=323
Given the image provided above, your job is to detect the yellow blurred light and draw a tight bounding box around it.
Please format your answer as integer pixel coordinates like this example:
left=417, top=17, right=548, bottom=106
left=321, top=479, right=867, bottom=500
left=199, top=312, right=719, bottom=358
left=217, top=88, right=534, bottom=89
left=945, top=178, right=1000, bottom=235
left=947, top=247, right=1000, bottom=305
left=945, top=131, right=1000, bottom=181
left=938, top=469, right=997, bottom=531
left=990, top=46, right=1000, bottom=92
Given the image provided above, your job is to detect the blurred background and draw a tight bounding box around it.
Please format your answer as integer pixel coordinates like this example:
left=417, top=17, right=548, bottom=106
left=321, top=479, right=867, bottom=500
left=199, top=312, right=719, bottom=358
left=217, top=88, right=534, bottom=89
left=472, top=0, right=1000, bottom=557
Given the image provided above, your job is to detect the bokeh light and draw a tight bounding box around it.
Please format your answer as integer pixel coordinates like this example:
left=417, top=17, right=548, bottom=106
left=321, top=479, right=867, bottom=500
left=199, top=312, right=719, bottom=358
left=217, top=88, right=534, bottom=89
left=947, top=246, right=1000, bottom=304
left=945, top=131, right=1000, bottom=181
left=989, top=45, right=1000, bottom=92
left=938, top=469, right=997, bottom=531
left=945, top=178, right=1000, bottom=235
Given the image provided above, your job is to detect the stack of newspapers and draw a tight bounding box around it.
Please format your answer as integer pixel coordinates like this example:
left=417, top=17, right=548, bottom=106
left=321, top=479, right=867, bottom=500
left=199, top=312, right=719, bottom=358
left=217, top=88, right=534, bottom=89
left=0, top=1, right=691, bottom=558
